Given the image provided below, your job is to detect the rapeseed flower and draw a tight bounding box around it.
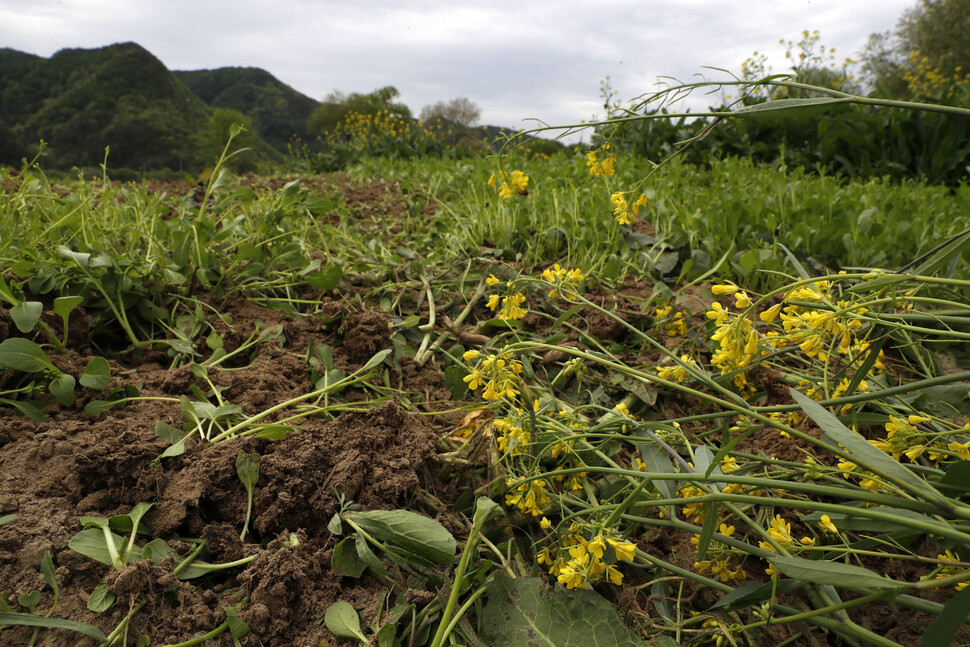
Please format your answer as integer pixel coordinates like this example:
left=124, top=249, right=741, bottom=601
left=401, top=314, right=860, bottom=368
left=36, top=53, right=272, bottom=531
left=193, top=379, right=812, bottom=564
left=586, top=149, right=616, bottom=177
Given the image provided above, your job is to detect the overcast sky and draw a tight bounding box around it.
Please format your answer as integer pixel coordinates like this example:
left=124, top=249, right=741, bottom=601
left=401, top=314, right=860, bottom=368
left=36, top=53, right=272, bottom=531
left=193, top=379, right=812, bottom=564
left=3, top=1, right=914, bottom=141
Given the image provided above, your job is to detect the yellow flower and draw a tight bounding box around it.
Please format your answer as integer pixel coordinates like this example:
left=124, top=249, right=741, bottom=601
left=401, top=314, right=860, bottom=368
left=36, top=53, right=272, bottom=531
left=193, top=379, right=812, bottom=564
left=712, top=282, right=739, bottom=296
left=819, top=514, right=838, bottom=534
left=632, top=193, right=648, bottom=214
left=486, top=293, right=501, bottom=311
left=948, top=440, right=970, bottom=461
left=586, top=150, right=616, bottom=177
left=485, top=274, right=501, bottom=286
left=587, top=534, right=607, bottom=560
left=609, top=538, right=637, bottom=562
left=540, top=517, right=552, bottom=530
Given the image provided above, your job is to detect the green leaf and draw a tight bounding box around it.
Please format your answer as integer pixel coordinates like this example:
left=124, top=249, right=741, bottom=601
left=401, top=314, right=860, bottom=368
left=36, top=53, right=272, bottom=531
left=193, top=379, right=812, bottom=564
left=86, top=583, right=116, bottom=612
left=53, top=296, right=83, bottom=323
left=40, top=551, right=57, bottom=593
left=0, top=513, right=17, bottom=526
left=0, top=338, right=57, bottom=373
left=10, top=301, right=43, bottom=333
left=767, top=554, right=906, bottom=592
left=791, top=388, right=941, bottom=500
left=732, top=96, right=849, bottom=121
left=235, top=451, right=260, bottom=492
left=360, top=348, right=392, bottom=373
left=223, top=606, right=251, bottom=639
left=332, top=537, right=368, bottom=578
left=56, top=246, right=91, bottom=267
left=48, top=373, right=76, bottom=406
left=0, top=613, right=106, bottom=641
left=305, top=266, right=343, bottom=291
left=354, top=533, right=390, bottom=578
left=79, top=357, right=111, bottom=389
left=920, top=584, right=970, bottom=647
left=346, top=509, right=456, bottom=566
left=18, top=590, right=41, bottom=612
left=710, top=579, right=800, bottom=612
left=481, top=573, right=643, bottom=647
left=0, top=397, right=49, bottom=422
left=68, top=527, right=127, bottom=566
left=324, top=601, right=369, bottom=643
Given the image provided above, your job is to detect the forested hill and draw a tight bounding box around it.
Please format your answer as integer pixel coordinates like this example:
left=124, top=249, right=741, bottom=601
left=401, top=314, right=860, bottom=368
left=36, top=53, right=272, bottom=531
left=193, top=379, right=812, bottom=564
left=174, top=67, right=319, bottom=154
left=0, top=42, right=308, bottom=172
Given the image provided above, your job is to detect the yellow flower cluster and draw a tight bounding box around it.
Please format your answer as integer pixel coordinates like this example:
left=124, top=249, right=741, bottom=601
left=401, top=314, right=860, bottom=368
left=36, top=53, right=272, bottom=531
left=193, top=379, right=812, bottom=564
left=656, top=305, right=688, bottom=337
left=692, top=523, right=747, bottom=583
left=609, top=192, right=648, bottom=226
left=924, top=549, right=970, bottom=591
left=505, top=477, right=551, bottom=516
left=541, top=263, right=584, bottom=299
left=539, top=530, right=637, bottom=589
left=869, top=414, right=946, bottom=464
left=484, top=274, right=528, bottom=320
left=462, top=350, right=524, bottom=401
left=336, top=110, right=422, bottom=144
left=487, top=170, right=529, bottom=199
left=657, top=354, right=699, bottom=384
left=586, top=147, right=616, bottom=177
left=493, top=416, right=531, bottom=455
left=902, top=51, right=970, bottom=103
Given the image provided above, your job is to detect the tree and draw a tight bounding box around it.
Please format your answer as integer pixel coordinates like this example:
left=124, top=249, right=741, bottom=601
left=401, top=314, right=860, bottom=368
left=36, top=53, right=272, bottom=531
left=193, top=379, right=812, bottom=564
left=860, top=0, right=970, bottom=96
left=308, top=86, right=411, bottom=133
left=420, top=97, right=481, bottom=127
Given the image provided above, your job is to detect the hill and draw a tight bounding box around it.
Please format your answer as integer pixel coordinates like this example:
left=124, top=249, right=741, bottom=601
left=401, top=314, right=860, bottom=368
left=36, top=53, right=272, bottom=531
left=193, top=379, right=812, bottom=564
left=174, top=67, right=319, bottom=153
left=0, top=43, right=286, bottom=173
left=0, top=42, right=218, bottom=171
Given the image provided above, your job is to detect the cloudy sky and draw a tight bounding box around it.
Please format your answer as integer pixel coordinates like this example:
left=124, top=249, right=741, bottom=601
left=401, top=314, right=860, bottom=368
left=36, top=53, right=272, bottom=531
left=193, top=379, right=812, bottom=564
left=3, top=1, right=914, bottom=140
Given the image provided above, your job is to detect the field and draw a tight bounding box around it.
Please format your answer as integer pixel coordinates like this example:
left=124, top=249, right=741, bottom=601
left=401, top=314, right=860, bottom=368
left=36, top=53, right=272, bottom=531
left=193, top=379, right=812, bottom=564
left=2, top=141, right=970, bottom=647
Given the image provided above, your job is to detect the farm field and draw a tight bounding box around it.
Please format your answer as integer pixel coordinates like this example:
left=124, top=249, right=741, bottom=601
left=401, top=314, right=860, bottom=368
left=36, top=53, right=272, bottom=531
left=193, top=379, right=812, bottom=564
left=2, top=146, right=970, bottom=647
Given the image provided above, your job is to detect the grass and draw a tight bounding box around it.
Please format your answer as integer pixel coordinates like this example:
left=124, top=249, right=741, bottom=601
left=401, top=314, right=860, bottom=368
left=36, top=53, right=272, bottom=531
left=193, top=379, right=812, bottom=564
left=2, top=107, right=970, bottom=645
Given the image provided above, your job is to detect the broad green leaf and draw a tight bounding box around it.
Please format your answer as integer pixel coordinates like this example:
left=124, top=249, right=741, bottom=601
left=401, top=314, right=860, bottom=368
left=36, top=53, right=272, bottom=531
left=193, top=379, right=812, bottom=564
left=347, top=509, right=456, bottom=565
left=332, top=537, right=368, bottom=578
left=324, top=601, right=368, bottom=643
left=56, top=245, right=91, bottom=268
left=354, top=533, right=390, bottom=578
left=84, top=399, right=126, bottom=416
left=48, top=373, right=76, bottom=406
left=223, top=606, right=251, bottom=639
left=40, top=551, right=57, bottom=593
left=87, top=583, right=115, bottom=612
left=0, top=613, right=106, bottom=641
left=634, top=437, right=677, bottom=503
left=791, top=388, right=942, bottom=500
left=235, top=451, right=260, bottom=491
left=68, top=527, right=129, bottom=566
left=18, top=590, right=41, bottom=612
left=0, top=397, right=49, bottom=422
left=481, top=573, right=643, bottom=647
left=53, top=296, right=83, bottom=322
left=10, top=301, right=42, bottom=333
left=0, top=513, right=17, bottom=526
left=767, top=554, right=906, bottom=592
left=79, top=357, right=111, bottom=389
left=710, top=579, right=800, bottom=612
left=0, top=338, right=57, bottom=373
left=360, top=348, right=392, bottom=373
left=305, top=266, right=343, bottom=291
left=911, top=228, right=970, bottom=277
left=732, top=96, right=849, bottom=121
left=920, top=585, right=970, bottom=647
left=154, top=420, right=188, bottom=444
